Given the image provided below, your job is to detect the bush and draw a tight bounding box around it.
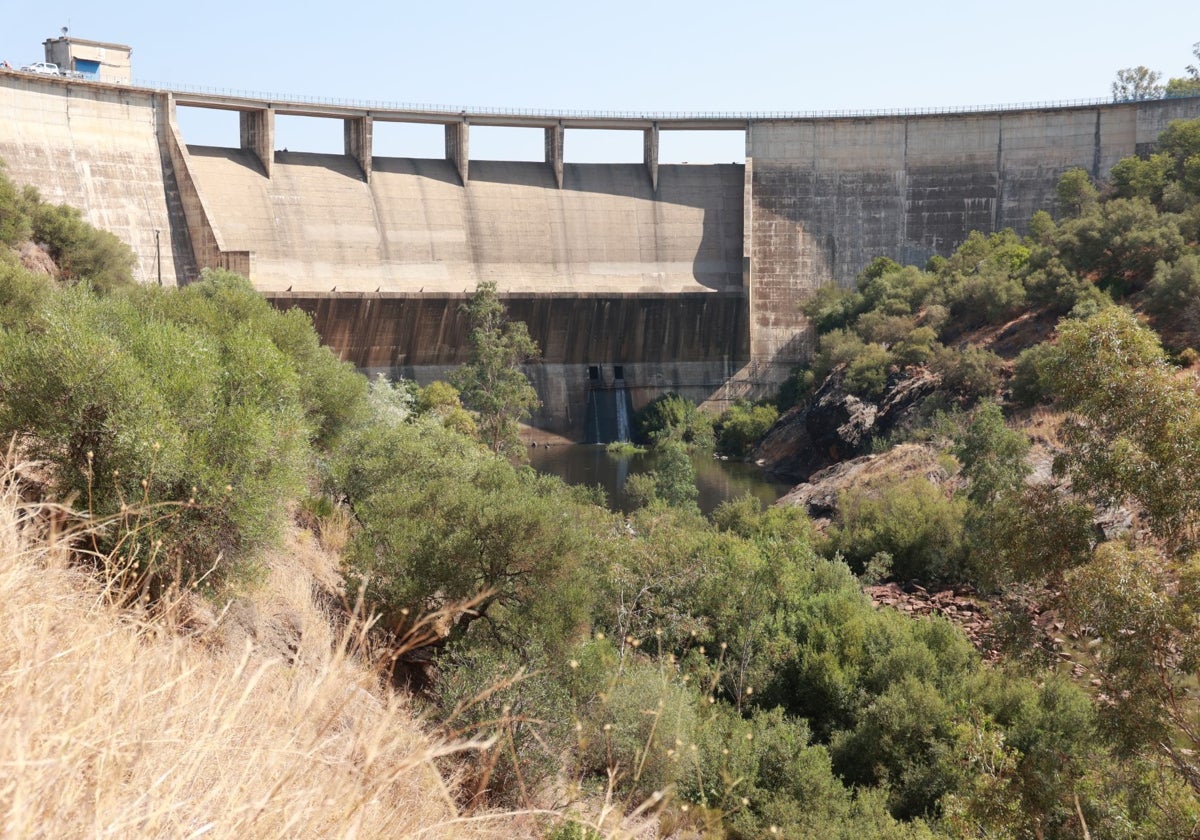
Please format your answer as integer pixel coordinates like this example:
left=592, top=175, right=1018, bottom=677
left=891, top=326, right=940, bottom=368
left=0, top=252, right=53, bottom=330
left=634, top=393, right=713, bottom=449
left=577, top=660, right=699, bottom=800
left=30, top=202, right=135, bottom=292
left=1146, top=254, right=1200, bottom=322
left=330, top=412, right=601, bottom=653
left=0, top=283, right=313, bottom=588
left=435, top=645, right=575, bottom=807
left=843, top=342, right=892, bottom=400
left=932, top=345, right=1003, bottom=402
left=715, top=401, right=779, bottom=457
left=945, top=263, right=1027, bottom=328
left=824, top=477, right=968, bottom=582
left=1010, top=344, right=1053, bottom=407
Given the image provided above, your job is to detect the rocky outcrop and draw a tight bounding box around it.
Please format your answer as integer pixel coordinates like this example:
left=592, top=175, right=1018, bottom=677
left=756, top=366, right=941, bottom=482
left=778, top=442, right=956, bottom=524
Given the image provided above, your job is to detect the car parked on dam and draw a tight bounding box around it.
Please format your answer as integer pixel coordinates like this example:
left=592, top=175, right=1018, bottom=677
left=20, top=62, right=62, bottom=76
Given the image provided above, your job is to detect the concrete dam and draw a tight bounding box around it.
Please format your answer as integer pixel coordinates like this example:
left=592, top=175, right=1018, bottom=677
left=2, top=69, right=1197, bottom=438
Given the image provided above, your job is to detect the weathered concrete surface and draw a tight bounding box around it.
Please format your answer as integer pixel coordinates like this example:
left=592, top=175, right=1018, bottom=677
left=0, top=71, right=193, bottom=285
left=746, top=98, right=1200, bottom=369
left=270, top=291, right=749, bottom=438
left=185, top=152, right=746, bottom=295
left=3, top=70, right=1199, bottom=437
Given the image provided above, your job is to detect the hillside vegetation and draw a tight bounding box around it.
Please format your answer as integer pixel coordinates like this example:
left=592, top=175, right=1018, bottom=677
left=2, top=109, right=1200, bottom=839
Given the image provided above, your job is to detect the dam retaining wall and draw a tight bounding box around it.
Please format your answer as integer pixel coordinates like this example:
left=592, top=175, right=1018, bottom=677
left=2, top=69, right=1198, bottom=437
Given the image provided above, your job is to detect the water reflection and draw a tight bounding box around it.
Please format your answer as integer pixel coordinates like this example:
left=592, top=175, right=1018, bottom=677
left=527, top=445, right=794, bottom=516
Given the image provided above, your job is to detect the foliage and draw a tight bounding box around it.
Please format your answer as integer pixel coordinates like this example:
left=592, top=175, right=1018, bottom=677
left=1145, top=253, right=1200, bottom=345
left=434, top=644, right=575, bottom=807
left=953, top=401, right=1029, bottom=508
left=0, top=250, right=54, bottom=330
left=1056, top=168, right=1099, bottom=218
left=715, top=400, right=779, bottom=457
left=931, top=345, right=1002, bottom=403
left=0, top=163, right=34, bottom=246
left=331, top=412, right=601, bottom=653
left=1043, top=307, right=1200, bottom=554
left=451, top=281, right=540, bottom=459
left=29, top=202, right=136, bottom=292
left=824, top=478, right=966, bottom=586
left=1112, top=65, right=1164, bottom=101
left=1065, top=544, right=1200, bottom=784
left=1054, top=198, right=1185, bottom=296
left=634, top=392, right=714, bottom=450
left=0, top=275, right=328, bottom=587
left=648, top=442, right=700, bottom=510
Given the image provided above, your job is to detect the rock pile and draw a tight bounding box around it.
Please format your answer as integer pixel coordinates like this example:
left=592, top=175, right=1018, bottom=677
left=865, top=581, right=1000, bottom=661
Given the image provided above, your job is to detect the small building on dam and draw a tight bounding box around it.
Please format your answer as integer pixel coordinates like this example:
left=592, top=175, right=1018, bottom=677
left=1, top=59, right=1197, bottom=439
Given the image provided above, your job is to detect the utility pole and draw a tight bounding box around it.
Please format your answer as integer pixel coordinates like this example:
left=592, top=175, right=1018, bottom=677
left=155, top=229, right=162, bottom=286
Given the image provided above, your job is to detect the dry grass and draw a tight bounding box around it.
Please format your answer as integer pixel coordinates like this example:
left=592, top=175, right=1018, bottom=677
left=0, top=467, right=539, bottom=840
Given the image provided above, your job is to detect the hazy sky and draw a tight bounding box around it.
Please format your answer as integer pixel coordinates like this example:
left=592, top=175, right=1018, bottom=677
left=3, top=1, right=1197, bottom=162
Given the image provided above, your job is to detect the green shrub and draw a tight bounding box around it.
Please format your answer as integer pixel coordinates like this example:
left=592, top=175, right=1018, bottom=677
left=1146, top=254, right=1200, bottom=321
left=634, top=393, right=714, bottom=449
left=30, top=202, right=135, bottom=292
left=0, top=252, right=53, bottom=330
left=331, top=413, right=601, bottom=653
left=0, top=164, right=33, bottom=246
left=715, top=401, right=779, bottom=457
left=1010, top=344, right=1053, bottom=407
left=577, top=659, right=698, bottom=800
left=843, top=342, right=892, bottom=399
left=435, top=644, right=575, bottom=807
left=1024, top=256, right=1107, bottom=315
left=0, top=283, right=312, bottom=587
left=932, top=345, right=1003, bottom=402
left=945, top=263, right=1027, bottom=328
left=831, top=675, right=962, bottom=819
left=824, top=477, right=968, bottom=582
left=891, top=326, right=940, bottom=368
left=127, top=270, right=367, bottom=447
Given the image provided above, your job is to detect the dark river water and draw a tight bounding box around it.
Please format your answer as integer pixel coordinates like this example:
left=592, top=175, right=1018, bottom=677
left=527, top=445, right=794, bottom=516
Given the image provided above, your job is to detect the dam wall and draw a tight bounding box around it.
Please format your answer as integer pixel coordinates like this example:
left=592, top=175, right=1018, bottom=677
left=747, top=98, right=1200, bottom=367
left=2, top=69, right=1198, bottom=437
left=184, top=150, right=745, bottom=296
left=0, top=72, right=193, bottom=285
left=268, top=291, right=748, bottom=439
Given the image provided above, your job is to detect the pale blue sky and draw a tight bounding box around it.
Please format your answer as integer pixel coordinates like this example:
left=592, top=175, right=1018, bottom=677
left=4, top=1, right=1198, bottom=162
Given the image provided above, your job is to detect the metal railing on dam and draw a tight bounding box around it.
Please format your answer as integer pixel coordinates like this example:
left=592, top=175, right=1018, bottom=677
left=143, top=77, right=1200, bottom=125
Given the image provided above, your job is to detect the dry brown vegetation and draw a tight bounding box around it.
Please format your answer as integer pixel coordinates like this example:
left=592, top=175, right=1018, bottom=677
left=0, top=463, right=537, bottom=840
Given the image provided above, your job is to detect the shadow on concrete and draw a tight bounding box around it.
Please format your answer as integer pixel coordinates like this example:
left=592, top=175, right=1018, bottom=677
left=187, top=144, right=266, bottom=177
left=272, top=150, right=364, bottom=180
left=371, top=156, right=461, bottom=186
left=468, top=160, right=558, bottom=189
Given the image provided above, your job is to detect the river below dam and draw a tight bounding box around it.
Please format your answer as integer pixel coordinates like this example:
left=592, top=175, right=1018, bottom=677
left=528, top=445, right=794, bottom=516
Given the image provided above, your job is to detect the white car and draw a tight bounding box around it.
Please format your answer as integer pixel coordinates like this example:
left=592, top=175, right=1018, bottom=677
left=20, top=62, right=61, bottom=76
